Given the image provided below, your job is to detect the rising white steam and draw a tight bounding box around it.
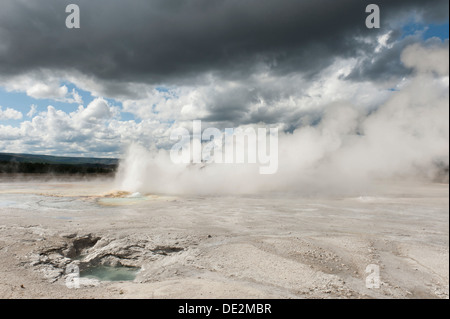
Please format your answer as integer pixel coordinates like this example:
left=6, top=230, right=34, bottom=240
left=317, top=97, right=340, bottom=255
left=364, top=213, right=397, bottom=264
left=116, top=43, right=449, bottom=195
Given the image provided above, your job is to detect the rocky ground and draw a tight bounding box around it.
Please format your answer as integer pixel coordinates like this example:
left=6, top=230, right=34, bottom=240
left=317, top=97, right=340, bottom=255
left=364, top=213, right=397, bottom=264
left=0, top=180, right=448, bottom=299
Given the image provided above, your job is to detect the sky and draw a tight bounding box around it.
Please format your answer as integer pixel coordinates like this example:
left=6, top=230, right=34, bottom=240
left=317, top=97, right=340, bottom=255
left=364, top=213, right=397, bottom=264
left=0, top=0, right=449, bottom=159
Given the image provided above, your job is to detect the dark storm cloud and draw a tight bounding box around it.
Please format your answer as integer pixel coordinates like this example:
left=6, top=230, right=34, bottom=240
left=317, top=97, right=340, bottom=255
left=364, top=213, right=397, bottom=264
left=0, top=0, right=448, bottom=84
left=346, top=35, right=417, bottom=82
left=347, top=36, right=450, bottom=82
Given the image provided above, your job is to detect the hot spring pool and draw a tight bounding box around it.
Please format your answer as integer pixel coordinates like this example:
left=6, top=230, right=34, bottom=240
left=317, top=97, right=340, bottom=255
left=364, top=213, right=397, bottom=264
left=80, top=265, right=140, bottom=282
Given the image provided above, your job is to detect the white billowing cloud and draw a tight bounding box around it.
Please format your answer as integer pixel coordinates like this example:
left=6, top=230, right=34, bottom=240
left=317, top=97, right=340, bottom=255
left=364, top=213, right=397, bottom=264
left=116, top=43, right=449, bottom=195
left=375, top=31, right=394, bottom=53
left=70, top=88, right=83, bottom=105
left=0, top=96, right=173, bottom=157
left=117, top=57, right=393, bottom=129
left=26, top=83, right=68, bottom=100
left=0, top=71, right=84, bottom=104
left=120, top=86, right=207, bottom=122
left=27, top=104, right=37, bottom=118
left=78, top=98, right=113, bottom=122
left=0, top=106, right=22, bottom=120
left=401, top=42, right=449, bottom=76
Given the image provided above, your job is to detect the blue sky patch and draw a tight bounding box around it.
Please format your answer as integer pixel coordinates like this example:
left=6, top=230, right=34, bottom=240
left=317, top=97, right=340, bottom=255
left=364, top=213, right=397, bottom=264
left=402, top=21, right=449, bottom=40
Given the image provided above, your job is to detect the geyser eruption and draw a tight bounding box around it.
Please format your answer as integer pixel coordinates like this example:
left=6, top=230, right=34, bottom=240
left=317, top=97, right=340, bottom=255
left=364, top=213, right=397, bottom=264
left=116, top=43, right=449, bottom=195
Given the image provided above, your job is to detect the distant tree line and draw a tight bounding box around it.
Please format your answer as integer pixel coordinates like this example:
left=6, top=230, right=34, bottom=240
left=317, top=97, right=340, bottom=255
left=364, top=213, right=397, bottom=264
left=0, top=161, right=117, bottom=175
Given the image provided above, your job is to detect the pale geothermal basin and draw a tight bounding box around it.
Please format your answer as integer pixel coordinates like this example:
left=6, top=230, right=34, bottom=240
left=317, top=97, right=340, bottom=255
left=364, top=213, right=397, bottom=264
left=0, top=179, right=448, bottom=299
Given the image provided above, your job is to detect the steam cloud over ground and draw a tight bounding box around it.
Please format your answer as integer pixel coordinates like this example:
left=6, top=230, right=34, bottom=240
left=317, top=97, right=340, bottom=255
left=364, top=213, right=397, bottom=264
left=116, top=43, right=449, bottom=195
